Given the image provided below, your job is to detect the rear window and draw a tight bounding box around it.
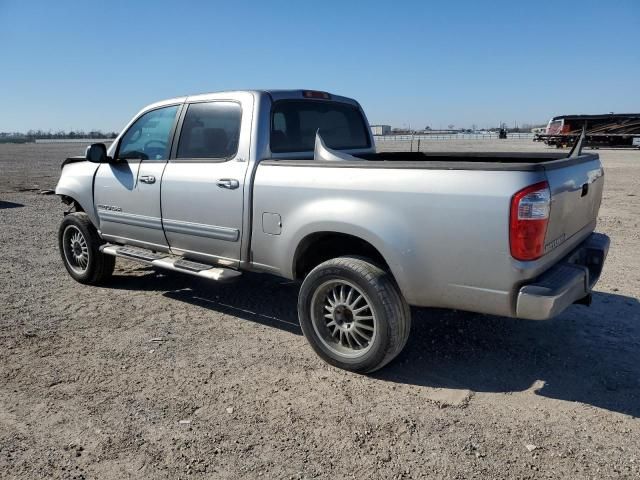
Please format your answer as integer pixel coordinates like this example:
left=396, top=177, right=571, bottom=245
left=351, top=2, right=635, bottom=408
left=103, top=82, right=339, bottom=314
left=270, top=100, right=370, bottom=153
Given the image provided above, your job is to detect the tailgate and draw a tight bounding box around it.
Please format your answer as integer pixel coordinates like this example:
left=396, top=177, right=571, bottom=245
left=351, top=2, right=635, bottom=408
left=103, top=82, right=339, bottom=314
left=543, top=154, right=604, bottom=254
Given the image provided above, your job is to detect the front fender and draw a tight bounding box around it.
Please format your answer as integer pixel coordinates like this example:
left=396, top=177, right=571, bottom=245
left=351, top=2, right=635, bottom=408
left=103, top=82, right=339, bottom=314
left=55, top=161, right=100, bottom=227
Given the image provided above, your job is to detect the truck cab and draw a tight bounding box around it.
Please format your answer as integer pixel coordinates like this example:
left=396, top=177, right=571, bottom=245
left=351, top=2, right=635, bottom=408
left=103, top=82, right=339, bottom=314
left=60, top=91, right=374, bottom=268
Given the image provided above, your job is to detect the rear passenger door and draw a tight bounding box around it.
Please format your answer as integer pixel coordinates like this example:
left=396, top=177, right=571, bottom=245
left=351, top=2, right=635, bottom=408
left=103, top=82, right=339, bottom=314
left=161, top=92, right=253, bottom=266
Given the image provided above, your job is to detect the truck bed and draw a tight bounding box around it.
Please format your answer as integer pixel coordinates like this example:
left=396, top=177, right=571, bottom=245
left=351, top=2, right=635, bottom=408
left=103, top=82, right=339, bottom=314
left=264, top=151, right=597, bottom=172
left=254, top=149, right=604, bottom=316
left=357, top=151, right=567, bottom=163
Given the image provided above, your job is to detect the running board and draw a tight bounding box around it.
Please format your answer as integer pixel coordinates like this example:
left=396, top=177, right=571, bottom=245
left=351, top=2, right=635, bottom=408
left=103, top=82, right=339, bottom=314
left=116, top=246, right=168, bottom=262
left=100, top=245, right=242, bottom=282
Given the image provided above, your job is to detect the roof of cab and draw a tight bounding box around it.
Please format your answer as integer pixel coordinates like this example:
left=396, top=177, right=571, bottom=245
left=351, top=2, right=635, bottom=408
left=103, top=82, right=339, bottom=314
left=143, top=90, right=360, bottom=111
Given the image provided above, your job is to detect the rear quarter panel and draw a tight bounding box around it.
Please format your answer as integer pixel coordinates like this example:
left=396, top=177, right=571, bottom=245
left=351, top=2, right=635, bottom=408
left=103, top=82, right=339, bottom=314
left=251, top=163, right=547, bottom=317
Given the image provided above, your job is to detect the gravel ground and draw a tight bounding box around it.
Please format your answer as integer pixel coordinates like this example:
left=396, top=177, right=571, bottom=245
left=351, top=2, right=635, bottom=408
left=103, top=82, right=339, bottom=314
left=0, top=141, right=639, bottom=479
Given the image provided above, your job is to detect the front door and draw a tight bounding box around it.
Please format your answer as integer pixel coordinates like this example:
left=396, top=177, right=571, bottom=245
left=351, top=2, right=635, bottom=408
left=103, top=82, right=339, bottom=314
left=95, top=104, right=180, bottom=249
left=161, top=93, right=252, bottom=265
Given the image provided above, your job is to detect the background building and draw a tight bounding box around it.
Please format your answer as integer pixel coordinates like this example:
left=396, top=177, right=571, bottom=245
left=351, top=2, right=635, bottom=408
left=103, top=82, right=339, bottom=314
left=370, top=124, right=391, bottom=136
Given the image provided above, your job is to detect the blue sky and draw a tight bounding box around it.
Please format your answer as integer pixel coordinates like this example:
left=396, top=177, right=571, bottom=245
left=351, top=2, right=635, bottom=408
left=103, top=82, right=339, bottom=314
left=1, top=0, right=639, bottom=132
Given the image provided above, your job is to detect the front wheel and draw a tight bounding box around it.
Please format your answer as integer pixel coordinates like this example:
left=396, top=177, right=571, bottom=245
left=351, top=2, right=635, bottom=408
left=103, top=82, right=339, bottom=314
left=298, top=256, right=411, bottom=373
left=58, top=212, right=115, bottom=285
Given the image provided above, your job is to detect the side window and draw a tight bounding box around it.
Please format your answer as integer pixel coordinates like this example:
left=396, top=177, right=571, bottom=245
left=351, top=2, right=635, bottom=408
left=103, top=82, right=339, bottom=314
left=176, top=102, right=242, bottom=159
left=118, top=105, right=178, bottom=160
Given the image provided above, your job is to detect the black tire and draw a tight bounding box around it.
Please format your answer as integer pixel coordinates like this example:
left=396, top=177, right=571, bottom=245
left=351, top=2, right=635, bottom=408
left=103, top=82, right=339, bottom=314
left=58, top=212, right=115, bottom=285
left=298, top=256, right=411, bottom=373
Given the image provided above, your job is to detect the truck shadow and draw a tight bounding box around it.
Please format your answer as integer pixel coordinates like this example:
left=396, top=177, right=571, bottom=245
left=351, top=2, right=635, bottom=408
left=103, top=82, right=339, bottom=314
left=0, top=200, right=24, bottom=209
left=106, top=269, right=640, bottom=417
left=107, top=268, right=302, bottom=335
left=377, top=292, right=640, bottom=418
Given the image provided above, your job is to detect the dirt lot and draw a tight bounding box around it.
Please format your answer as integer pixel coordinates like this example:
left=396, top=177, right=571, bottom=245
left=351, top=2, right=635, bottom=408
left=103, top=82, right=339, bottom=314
left=1, top=140, right=639, bottom=479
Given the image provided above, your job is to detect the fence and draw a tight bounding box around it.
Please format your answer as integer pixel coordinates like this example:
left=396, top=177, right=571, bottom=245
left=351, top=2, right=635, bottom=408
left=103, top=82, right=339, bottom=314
left=374, top=133, right=534, bottom=142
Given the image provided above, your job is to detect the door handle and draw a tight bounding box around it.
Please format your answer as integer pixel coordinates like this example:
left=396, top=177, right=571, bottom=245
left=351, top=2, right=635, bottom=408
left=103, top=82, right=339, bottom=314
left=139, top=175, right=156, bottom=184
left=216, top=178, right=239, bottom=190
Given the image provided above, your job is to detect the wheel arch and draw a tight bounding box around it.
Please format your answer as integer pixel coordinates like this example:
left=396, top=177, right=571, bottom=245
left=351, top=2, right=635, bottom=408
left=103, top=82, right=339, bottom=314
left=57, top=192, right=99, bottom=227
left=292, top=231, right=391, bottom=280
left=59, top=194, right=85, bottom=212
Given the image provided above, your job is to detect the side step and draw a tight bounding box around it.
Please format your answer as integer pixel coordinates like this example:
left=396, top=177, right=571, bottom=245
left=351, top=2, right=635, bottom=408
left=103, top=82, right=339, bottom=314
left=173, top=258, right=213, bottom=272
left=100, top=245, right=242, bottom=282
left=116, top=246, right=168, bottom=262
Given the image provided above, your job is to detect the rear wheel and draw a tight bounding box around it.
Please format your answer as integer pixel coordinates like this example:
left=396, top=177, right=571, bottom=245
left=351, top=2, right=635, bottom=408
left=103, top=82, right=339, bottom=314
left=58, top=213, right=115, bottom=284
left=298, top=256, right=411, bottom=373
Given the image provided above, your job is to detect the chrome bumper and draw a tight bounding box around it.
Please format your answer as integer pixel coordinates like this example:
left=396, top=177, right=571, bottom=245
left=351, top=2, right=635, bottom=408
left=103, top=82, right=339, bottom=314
left=516, top=233, right=610, bottom=320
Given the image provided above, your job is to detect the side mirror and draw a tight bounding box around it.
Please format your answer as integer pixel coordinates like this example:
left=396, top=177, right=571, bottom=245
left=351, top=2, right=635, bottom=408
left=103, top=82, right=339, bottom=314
left=86, top=143, right=109, bottom=163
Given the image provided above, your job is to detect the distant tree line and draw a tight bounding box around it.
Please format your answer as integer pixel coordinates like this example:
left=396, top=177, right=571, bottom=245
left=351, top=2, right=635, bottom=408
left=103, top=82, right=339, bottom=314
left=0, top=130, right=118, bottom=143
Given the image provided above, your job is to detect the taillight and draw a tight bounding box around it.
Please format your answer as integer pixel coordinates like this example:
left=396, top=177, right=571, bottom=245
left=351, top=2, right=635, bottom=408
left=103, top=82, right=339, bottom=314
left=510, top=181, right=550, bottom=261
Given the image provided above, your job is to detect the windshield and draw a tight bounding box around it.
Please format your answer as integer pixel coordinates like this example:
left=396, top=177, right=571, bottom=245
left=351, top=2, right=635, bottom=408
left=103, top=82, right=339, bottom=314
left=270, top=100, right=370, bottom=153
left=547, top=119, right=563, bottom=134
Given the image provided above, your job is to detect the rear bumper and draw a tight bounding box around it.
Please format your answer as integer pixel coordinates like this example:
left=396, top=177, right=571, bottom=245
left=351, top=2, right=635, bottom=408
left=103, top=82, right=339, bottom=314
left=515, top=232, right=610, bottom=320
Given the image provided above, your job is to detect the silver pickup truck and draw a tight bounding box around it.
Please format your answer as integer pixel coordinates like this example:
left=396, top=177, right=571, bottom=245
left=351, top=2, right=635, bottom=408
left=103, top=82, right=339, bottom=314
left=56, top=89, right=610, bottom=372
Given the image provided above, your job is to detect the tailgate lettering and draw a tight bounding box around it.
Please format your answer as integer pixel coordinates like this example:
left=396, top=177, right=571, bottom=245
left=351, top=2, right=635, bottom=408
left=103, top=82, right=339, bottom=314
left=545, top=233, right=566, bottom=252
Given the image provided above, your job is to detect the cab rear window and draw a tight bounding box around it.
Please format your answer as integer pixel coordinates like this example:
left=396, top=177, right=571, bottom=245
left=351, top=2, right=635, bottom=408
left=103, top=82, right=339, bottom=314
left=271, top=100, right=370, bottom=153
